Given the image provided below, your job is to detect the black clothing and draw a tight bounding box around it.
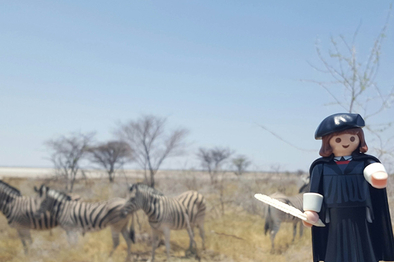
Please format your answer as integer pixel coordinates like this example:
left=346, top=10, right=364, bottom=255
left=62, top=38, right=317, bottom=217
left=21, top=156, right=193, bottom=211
left=309, top=152, right=394, bottom=262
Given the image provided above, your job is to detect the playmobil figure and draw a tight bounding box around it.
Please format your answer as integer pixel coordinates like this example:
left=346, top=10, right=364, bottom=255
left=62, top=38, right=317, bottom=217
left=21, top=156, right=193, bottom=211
left=303, top=113, right=394, bottom=262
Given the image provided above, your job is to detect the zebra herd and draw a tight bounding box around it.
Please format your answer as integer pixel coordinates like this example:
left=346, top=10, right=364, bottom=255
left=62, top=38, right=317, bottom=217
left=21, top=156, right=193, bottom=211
left=0, top=180, right=206, bottom=262
left=1, top=177, right=308, bottom=260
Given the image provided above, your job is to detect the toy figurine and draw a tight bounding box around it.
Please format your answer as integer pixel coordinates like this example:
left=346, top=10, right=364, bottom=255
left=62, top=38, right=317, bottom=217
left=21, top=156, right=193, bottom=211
left=303, top=113, right=394, bottom=262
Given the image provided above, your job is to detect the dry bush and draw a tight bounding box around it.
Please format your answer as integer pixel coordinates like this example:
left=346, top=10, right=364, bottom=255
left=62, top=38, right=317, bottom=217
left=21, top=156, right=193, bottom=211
left=178, top=169, right=205, bottom=192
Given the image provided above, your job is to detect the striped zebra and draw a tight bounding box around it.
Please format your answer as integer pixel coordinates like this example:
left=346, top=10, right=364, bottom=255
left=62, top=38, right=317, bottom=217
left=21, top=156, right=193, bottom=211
left=175, top=190, right=206, bottom=250
left=264, top=192, right=304, bottom=252
left=33, top=184, right=134, bottom=261
left=0, top=180, right=58, bottom=254
left=121, top=183, right=206, bottom=262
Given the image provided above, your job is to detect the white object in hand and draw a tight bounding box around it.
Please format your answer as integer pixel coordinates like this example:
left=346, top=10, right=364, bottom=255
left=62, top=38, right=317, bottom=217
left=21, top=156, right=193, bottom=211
left=303, top=192, right=323, bottom=212
left=254, top=193, right=325, bottom=227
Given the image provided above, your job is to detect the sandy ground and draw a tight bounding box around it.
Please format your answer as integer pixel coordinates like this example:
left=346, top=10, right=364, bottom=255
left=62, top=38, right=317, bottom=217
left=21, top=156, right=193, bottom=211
left=0, top=167, right=144, bottom=179
left=0, top=167, right=55, bottom=178
left=0, top=167, right=281, bottom=182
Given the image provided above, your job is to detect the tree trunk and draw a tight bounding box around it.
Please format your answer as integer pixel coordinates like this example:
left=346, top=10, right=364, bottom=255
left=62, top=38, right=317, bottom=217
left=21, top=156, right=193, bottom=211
left=69, top=173, right=76, bottom=193
left=150, top=169, right=155, bottom=188
left=109, top=171, right=114, bottom=183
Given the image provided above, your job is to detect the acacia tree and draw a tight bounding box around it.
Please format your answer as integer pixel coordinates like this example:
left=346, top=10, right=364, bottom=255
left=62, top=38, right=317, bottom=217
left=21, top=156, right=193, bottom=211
left=115, top=115, right=189, bottom=188
left=197, top=147, right=233, bottom=184
left=88, top=141, right=133, bottom=183
left=197, top=146, right=233, bottom=215
left=305, top=9, right=394, bottom=168
left=232, top=155, right=251, bottom=177
left=45, top=132, right=95, bottom=192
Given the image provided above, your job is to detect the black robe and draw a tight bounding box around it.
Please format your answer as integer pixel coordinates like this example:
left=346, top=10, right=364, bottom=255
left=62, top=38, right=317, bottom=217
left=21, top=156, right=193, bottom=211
left=309, top=152, right=394, bottom=262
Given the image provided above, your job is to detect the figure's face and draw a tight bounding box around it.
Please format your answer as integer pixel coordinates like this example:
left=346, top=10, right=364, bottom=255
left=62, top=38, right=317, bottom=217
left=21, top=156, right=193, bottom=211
left=329, top=133, right=360, bottom=156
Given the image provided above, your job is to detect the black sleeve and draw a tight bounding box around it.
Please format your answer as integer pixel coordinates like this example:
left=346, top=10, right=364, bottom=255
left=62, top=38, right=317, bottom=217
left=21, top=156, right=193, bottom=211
left=309, top=164, right=323, bottom=194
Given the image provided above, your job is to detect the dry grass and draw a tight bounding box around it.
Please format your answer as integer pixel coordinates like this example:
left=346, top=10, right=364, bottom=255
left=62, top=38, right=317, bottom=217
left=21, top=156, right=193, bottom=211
left=3, top=171, right=379, bottom=262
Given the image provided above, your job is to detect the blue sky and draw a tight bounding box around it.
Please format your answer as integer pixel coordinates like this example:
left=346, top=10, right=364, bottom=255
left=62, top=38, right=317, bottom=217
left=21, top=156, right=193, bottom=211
left=1, top=1, right=393, bottom=172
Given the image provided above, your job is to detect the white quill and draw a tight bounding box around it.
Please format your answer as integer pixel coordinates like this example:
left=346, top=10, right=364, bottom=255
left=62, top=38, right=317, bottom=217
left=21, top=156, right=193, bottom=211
left=254, top=193, right=325, bottom=227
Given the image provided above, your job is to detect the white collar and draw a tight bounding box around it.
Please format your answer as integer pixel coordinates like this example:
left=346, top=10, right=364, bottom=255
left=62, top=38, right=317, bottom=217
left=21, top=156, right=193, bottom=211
left=334, top=155, right=352, bottom=161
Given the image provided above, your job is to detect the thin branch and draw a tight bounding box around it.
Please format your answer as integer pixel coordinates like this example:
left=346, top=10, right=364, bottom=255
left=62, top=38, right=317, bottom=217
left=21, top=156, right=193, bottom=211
left=211, top=230, right=245, bottom=241
left=256, top=124, right=315, bottom=152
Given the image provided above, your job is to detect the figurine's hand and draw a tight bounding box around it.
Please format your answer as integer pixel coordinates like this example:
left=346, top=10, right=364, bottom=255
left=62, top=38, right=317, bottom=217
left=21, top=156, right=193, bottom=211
left=303, top=211, right=319, bottom=228
left=364, top=163, right=388, bottom=189
left=371, top=171, right=388, bottom=189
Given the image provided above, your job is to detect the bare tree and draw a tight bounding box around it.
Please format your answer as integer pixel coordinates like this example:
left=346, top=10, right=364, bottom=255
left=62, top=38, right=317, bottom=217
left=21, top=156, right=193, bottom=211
left=304, top=7, right=394, bottom=168
left=197, top=147, right=233, bottom=184
left=115, top=115, right=189, bottom=188
left=197, top=147, right=233, bottom=216
left=232, top=155, right=251, bottom=177
left=88, top=141, right=133, bottom=183
left=307, top=22, right=393, bottom=117
left=44, top=132, right=95, bottom=192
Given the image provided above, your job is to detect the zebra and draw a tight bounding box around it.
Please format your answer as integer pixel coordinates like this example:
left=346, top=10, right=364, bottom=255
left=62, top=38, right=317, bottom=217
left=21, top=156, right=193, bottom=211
left=121, top=183, right=206, bottom=262
left=33, top=184, right=134, bottom=261
left=298, top=173, right=310, bottom=193
left=175, top=190, right=206, bottom=250
left=0, top=180, right=58, bottom=254
left=264, top=192, right=304, bottom=252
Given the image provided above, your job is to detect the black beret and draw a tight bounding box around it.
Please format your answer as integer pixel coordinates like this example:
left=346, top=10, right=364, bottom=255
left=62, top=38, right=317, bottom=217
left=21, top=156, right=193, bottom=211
left=315, top=113, right=365, bottom=139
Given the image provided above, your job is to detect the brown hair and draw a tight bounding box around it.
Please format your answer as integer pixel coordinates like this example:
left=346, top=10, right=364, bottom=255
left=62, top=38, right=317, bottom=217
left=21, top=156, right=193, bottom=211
left=319, top=127, right=368, bottom=157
